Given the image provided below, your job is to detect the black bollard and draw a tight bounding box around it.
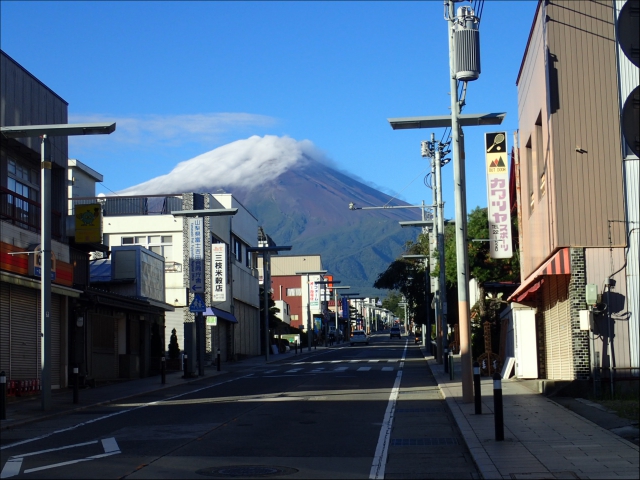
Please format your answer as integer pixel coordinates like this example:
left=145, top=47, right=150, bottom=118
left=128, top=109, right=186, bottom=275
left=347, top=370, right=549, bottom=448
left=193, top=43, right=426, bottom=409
left=217, top=349, right=221, bottom=372
left=449, top=350, right=454, bottom=380
left=1, top=371, right=6, bottom=420
left=73, top=366, right=79, bottom=404
left=473, top=361, right=482, bottom=414
left=493, top=372, right=504, bottom=441
left=161, top=356, right=166, bottom=384
left=183, top=354, right=189, bottom=379
left=443, top=348, right=449, bottom=374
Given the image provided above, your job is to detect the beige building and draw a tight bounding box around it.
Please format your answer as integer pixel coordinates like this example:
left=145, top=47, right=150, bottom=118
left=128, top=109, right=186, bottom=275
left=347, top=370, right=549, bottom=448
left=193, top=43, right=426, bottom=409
left=509, top=0, right=637, bottom=387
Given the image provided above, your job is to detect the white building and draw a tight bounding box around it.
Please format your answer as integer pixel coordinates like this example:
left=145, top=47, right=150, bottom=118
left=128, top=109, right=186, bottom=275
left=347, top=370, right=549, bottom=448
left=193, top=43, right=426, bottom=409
left=69, top=189, right=261, bottom=364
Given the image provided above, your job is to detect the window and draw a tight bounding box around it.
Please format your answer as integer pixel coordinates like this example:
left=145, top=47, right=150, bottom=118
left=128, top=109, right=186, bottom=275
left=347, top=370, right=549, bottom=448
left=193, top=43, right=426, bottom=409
left=525, top=136, right=534, bottom=215
left=290, top=314, right=299, bottom=321
left=535, top=114, right=546, bottom=199
left=7, top=157, right=39, bottom=227
left=232, top=237, right=242, bottom=262
left=121, top=235, right=173, bottom=261
left=245, top=249, right=252, bottom=268
left=286, top=288, right=302, bottom=296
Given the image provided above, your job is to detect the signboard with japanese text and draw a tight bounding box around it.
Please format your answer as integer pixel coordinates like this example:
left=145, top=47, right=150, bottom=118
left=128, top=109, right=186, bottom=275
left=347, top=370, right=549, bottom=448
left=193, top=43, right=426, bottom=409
left=309, top=275, right=322, bottom=314
left=189, top=217, right=204, bottom=292
left=484, top=132, right=513, bottom=259
left=211, top=243, right=227, bottom=302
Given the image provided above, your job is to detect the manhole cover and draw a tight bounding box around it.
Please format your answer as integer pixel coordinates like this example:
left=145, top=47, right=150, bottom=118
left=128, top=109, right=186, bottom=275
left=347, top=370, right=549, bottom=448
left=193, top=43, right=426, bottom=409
left=196, top=465, right=299, bottom=477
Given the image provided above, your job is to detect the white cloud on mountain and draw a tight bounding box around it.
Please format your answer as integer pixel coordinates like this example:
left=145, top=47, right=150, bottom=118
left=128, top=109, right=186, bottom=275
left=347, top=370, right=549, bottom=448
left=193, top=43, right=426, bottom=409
left=118, top=135, right=331, bottom=195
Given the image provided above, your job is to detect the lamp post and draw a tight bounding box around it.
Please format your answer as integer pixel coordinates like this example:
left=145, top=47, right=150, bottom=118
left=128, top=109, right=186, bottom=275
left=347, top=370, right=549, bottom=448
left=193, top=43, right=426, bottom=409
left=247, top=246, right=292, bottom=362
left=341, top=293, right=362, bottom=338
left=295, top=270, right=327, bottom=351
left=403, top=254, right=429, bottom=346
left=172, top=208, right=238, bottom=376
left=1, top=122, right=116, bottom=411
left=331, top=287, right=351, bottom=338
left=314, top=280, right=347, bottom=346
left=389, top=112, right=505, bottom=402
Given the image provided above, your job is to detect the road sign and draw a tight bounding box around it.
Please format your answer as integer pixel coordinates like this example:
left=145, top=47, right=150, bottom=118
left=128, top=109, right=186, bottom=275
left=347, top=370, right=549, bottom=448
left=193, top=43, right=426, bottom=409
left=189, top=294, right=206, bottom=313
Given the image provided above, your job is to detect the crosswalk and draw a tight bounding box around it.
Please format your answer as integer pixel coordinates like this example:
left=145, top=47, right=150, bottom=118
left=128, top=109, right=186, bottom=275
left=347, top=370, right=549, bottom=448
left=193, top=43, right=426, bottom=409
left=256, top=359, right=402, bottom=376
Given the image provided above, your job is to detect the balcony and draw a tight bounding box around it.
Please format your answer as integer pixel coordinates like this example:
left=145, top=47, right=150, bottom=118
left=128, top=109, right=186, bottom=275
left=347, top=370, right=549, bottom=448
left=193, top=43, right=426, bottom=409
left=0, top=186, right=63, bottom=239
left=72, top=195, right=184, bottom=216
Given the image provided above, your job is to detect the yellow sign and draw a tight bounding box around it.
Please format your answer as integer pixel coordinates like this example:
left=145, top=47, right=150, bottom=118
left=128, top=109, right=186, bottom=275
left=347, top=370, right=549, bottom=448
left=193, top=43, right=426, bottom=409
left=75, top=203, right=102, bottom=243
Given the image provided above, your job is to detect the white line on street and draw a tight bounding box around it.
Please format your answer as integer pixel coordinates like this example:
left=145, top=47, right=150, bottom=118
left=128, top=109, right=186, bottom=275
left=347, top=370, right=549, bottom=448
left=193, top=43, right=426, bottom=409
left=0, top=375, right=252, bottom=452
left=369, top=343, right=408, bottom=480
left=381, top=367, right=394, bottom=372
left=357, top=367, right=372, bottom=372
left=0, top=459, right=22, bottom=479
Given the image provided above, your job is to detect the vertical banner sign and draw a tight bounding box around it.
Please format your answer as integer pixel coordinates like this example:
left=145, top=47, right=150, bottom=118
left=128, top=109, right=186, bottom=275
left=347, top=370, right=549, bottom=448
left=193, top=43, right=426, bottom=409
left=211, top=243, right=227, bottom=302
left=484, top=132, right=513, bottom=258
left=189, top=218, right=204, bottom=292
left=309, top=276, right=321, bottom=313
left=342, top=297, right=348, bottom=319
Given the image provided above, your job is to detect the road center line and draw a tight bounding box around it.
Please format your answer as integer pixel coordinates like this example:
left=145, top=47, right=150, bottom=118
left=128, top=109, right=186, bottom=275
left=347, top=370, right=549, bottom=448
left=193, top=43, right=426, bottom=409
left=369, top=343, right=408, bottom=480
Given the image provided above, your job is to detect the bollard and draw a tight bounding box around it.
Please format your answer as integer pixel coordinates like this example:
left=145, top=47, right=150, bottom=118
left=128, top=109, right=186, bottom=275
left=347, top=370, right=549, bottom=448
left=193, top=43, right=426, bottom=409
left=183, top=354, right=189, bottom=379
left=493, top=372, right=504, bottom=441
left=217, top=349, right=221, bottom=372
left=473, top=361, right=482, bottom=414
left=295, top=341, right=298, bottom=354
left=449, top=351, right=454, bottom=380
left=443, top=348, right=449, bottom=374
left=1, top=371, right=6, bottom=420
left=161, top=356, right=166, bottom=384
left=73, top=366, right=79, bottom=404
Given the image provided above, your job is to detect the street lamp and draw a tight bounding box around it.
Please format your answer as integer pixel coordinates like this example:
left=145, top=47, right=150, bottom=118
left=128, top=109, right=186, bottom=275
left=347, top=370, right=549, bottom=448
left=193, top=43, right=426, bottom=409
left=389, top=108, right=505, bottom=402
left=1, top=122, right=116, bottom=411
left=402, top=254, right=429, bottom=346
left=172, top=208, right=238, bottom=376
left=247, top=245, right=293, bottom=361
left=295, top=270, right=327, bottom=351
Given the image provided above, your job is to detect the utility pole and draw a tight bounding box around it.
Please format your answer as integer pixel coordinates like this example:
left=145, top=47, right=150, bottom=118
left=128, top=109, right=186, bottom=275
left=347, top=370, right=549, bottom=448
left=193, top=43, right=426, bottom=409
left=447, top=0, right=473, bottom=402
left=435, top=140, right=448, bottom=365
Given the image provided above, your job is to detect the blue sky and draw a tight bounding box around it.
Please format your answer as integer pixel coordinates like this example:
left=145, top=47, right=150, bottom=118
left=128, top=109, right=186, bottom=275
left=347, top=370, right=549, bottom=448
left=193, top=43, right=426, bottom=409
left=1, top=1, right=537, bottom=219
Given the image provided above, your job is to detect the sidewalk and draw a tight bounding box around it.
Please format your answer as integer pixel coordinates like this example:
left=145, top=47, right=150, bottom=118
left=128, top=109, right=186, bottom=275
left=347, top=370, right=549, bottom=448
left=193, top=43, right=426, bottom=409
left=427, top=351, right=640, bottom=479
left=0, top=346, right=316, bottom=432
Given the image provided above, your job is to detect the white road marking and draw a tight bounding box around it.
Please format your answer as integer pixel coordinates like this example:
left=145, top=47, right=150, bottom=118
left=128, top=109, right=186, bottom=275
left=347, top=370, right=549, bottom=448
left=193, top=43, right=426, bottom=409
left=334, top=367, right=348, bottom=372
left=0, top=375, right=252, bottom=452
left=368, top=360, right=379, bottom=363
left=357, top=367, right=371, bottom=372
left=369, top=343, right=407, bottom=480
left=381, top=367, right=394, bottom=372
left=285, top=368, right=302, bottom=373
left=264, top=369, right=278, bottom=374
left=1, top=437, right=120, bottom=478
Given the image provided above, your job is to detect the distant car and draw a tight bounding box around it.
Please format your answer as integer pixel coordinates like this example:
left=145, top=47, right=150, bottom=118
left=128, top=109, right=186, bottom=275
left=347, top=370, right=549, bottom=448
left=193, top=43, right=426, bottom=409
left=350, top=330, right=369, bottom=346
left=390, top=325, right=401, bottom=339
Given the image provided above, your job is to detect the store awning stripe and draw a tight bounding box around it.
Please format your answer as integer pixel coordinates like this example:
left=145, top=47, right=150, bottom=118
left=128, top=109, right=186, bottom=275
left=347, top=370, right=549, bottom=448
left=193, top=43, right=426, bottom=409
left=508, top=248, right=571, bottom=302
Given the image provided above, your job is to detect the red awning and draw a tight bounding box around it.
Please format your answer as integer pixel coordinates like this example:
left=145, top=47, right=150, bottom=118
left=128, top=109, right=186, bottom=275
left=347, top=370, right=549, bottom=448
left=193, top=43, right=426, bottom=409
left=508, top=248, right=571, bottom=302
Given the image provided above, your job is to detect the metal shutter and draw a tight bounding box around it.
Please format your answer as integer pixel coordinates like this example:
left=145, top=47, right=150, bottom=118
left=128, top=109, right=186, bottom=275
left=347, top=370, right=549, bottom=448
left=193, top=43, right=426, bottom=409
left=1, top=283, right=10, bottom=377
left=9, top=285, right=39, bottom=380
left=543, top=276, right=572, bottom=380
left=50, top=294, right=61, bottom=388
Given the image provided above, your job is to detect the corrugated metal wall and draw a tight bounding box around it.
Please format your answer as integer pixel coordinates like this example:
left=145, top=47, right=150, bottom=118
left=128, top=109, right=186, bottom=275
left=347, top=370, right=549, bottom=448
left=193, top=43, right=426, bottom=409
left=546, top=0, right=626, bottom=248
left=614, top=0, right=640, bottom=370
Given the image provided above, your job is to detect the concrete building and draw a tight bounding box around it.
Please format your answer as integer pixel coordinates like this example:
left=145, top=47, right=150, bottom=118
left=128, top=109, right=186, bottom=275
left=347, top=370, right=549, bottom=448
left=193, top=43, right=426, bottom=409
left=509, top=0, right=638, bottom=388
left=74, top=192, right=261, bottom=364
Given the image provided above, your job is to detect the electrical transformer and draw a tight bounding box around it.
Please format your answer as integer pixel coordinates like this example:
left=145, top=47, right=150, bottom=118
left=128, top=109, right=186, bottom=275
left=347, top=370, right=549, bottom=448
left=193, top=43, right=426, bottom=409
left=454, top=6, right=481, bottom=82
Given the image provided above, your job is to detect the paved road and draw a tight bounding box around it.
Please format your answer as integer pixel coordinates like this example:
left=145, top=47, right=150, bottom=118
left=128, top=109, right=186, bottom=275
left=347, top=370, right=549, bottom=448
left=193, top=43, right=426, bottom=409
left=1, top=333, right=479, bottom=479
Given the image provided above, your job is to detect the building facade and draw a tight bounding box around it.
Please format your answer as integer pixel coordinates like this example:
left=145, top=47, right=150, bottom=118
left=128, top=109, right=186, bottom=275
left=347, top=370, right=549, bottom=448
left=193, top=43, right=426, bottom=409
left=509, top=0, right=638, bottom=385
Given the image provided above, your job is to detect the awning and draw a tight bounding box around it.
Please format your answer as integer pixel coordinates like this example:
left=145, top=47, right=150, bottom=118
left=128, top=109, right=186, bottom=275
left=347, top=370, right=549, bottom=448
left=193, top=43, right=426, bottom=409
left=203, top=306, right=238, bottom=323
left=508, top=248, right=571, bottom=302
